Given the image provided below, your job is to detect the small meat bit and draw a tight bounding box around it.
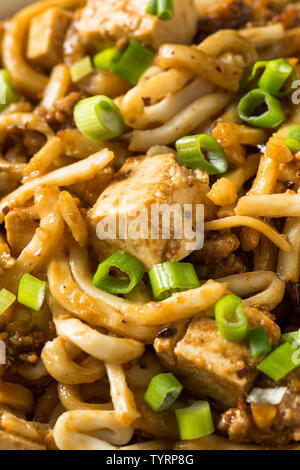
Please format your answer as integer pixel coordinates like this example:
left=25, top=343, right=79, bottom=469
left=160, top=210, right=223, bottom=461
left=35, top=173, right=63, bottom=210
left=36, top=92, right=82, bottom=128
left=3, top=132, right=46, bottom=162
left=0, top=321, right=47, bottom=370
left=196, top=0, right=253, bottom=37
left=191, top=232, right=240, bottom=264
left=53, top=92, right=81, bottom=123
left=272, top=5, right=298, bottom=29
left=218, top=379, right=300, bottom=447
left=194, top=252, right=247, bottom=281
left=23, top=131, right=47, bottom=157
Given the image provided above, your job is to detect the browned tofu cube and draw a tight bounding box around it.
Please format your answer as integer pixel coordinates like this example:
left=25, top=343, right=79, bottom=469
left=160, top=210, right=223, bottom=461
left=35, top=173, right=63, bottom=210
left=26, top=7, right=71, bottom=70
left=155, top=305, right=280, bottom=409
left=77, top=0, right=199, bottom=51
left=88, top=154, right=209, bottom=269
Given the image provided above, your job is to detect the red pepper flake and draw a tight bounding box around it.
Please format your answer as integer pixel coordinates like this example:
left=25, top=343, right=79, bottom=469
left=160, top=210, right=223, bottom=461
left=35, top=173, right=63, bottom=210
left=142, top=97, right=152, bottom=107
left=236, top=368, right=247, bottom=379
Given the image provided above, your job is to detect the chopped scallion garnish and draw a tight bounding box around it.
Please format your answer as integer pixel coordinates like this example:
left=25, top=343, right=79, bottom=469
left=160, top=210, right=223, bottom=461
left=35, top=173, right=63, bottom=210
left=257, top=342, right=298, bottom=381
left=0, top=70, right=19, bottom=112
left=145, top=0, right=157, bottom=15
left=111, top=40, right=155, bottom=85
left=145, top=0, right=174, bottom=20
left=285, top=126, right=300, bottom=153
left=18, top=273, right=46, bottom=311
left=175, top=401, right=215, bottom=440
left=248, top=327, right=271, bottom=358
left=70, top=56, right=93, bottom=83
left=144, top=372, right=183, bottom=412
left=74, top=95, right=124, bottom=142
left=148, top=262, right=200, bottom=301
left=157, top=0, right=174, bottom=20
left=243, top=59, right=296, bottom=98
left=93, top=48, right=122, bottom=72
left=281, top=329, right=300, bottom=346
left=0, top=288, right=16, bottom=314
left=237, top=89, right=284, bottom=128
left=175, top=134, right=228, bottom=175
left=215, top=295, right=248, bottom=342
left=93, top=252, right=144, bottom=294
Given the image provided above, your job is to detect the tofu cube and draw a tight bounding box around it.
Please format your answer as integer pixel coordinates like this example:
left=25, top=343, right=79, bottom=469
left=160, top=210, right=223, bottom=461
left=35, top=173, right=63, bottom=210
left=26, top=7, right=71, bottom=70
left=77, top=0, right=199, bottom=51
left=88, top=154, right=208, bottom=269
left=155, top=305, right=281, bottom=409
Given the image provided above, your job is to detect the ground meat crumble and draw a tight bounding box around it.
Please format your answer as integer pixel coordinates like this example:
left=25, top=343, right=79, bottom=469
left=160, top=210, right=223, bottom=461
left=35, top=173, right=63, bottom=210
left=218, top=378, right=300, bottom=447
left=0, top=317, right=48, bottom=370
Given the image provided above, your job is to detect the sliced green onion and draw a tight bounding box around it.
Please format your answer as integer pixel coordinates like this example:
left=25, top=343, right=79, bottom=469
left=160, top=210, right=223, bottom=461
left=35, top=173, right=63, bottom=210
left=74, top=95, right=124, bottom=142
left=0, top=70, right=19, bottom=112
left=70, top=56, right=93, bottom=82
left=248, top=327, right=271, bottom=358
left=238, top=89, right=284, bottom=128
left=145, top=0, right=173, bottom=19
left=281, top=329, right=300, bottom=346
left=93, top=48, right=122, bottom=72
left=18, top=273, right=46, bottom=311
left=157, top=0, right=174, bottom=20
left=215, top=295, right=248, bottom=342
left=0, top=288, right=16, bottom=314
left=144, top=372, right=183, bottom=412
left=111, top=40, right=155, bottom=86
left=93, top=252, right=144, bottom=294
left=258, top=59, right=296, bottom=98
left=175, top=401, right=215, bottom=440
left=242, top=60, right=267, bottom=90
left=243, top=59, right=296, bottom=97
left=175, top=134, right=228, bottom=175
left=285, top=125, right=300, bottom=153
left=148, top=262, right=200, bottom=301
left=257, top=342, right=299, bottom=381
left=145, top=0, right=157, bottom=14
